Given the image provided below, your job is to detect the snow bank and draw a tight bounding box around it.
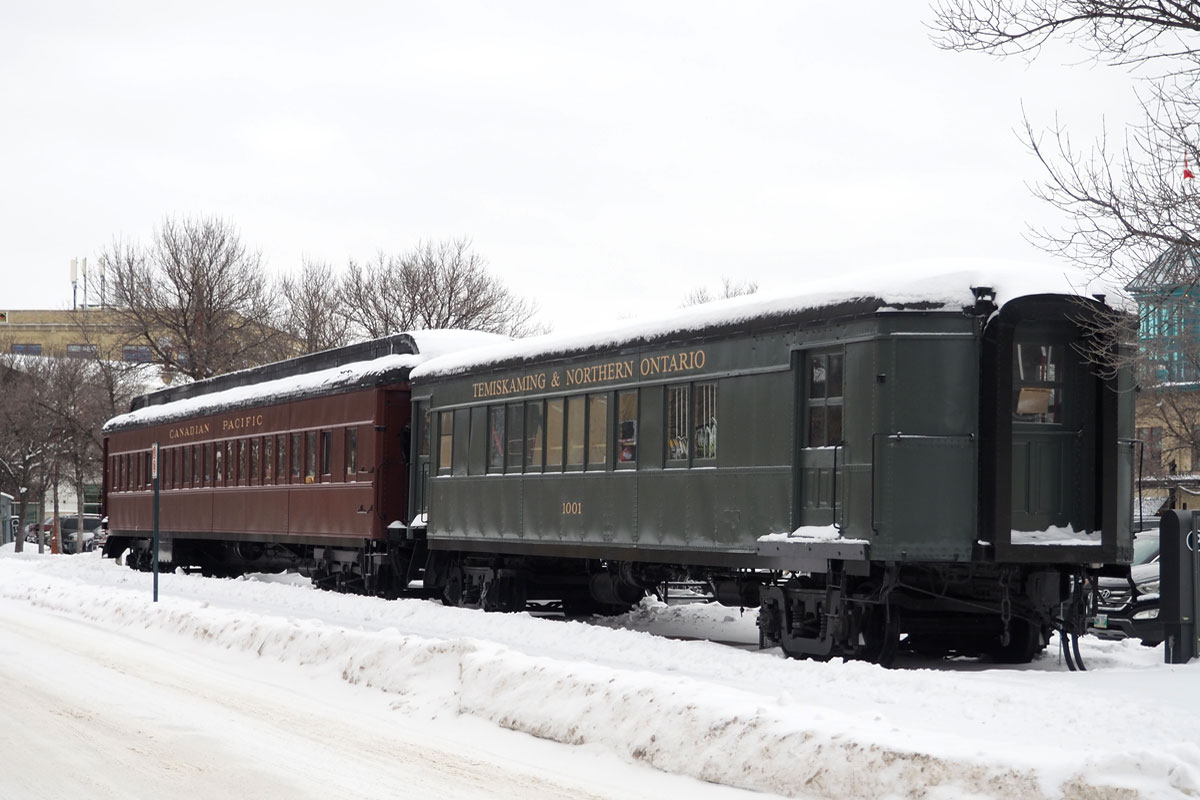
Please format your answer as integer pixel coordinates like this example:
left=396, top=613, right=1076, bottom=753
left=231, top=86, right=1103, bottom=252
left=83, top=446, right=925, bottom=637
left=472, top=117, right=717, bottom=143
left=2, top=550, right=1197, bottom=799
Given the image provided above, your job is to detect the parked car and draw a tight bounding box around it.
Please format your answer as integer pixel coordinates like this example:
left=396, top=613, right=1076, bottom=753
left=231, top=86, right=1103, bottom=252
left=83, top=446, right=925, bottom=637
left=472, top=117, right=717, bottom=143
left=1089, top=529, right=1162, bottom=646
left=23, top=514, right=103, bottom=554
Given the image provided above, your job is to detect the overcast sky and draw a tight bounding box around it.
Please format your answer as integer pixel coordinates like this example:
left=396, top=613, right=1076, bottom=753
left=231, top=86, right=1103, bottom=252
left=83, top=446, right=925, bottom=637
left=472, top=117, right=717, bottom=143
left=1, top=2, right=1142, bottom=333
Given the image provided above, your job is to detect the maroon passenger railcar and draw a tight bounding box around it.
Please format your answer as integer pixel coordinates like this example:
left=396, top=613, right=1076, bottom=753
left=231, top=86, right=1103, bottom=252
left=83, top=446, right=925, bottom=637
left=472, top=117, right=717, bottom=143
left=101, top=331, right=499, bottom=593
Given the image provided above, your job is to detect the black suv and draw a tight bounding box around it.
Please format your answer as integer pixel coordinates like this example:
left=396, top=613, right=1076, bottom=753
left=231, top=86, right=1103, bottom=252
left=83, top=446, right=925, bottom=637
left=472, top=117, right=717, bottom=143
left=1089, top=529, right=1162, bottom=647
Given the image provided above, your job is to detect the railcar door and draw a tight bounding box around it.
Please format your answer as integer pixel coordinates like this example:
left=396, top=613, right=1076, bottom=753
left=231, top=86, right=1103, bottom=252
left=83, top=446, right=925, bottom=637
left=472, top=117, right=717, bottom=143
left=376, top=389, right=412, bottom=532
left=795, top=349, right=844, bottom=527
left=1009, top=328, right=1095, bottom=533
left=410, top=400, right=432, bottom=520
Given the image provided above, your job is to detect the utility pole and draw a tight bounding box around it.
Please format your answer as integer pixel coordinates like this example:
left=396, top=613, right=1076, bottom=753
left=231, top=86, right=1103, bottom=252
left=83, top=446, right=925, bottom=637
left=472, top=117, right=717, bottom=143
left=51, top=462, right=59, bottom=555
left=152, top=442, right=160, bottom=602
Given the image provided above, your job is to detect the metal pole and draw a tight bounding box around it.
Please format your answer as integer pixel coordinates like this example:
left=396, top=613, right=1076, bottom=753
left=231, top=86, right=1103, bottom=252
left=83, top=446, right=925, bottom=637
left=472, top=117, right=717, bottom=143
left=152, top=442, right=160, bottom=602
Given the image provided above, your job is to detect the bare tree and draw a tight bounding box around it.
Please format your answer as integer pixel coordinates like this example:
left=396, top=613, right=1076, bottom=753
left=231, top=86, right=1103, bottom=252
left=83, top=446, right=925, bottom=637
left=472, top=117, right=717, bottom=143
left=0, top=341, right=143, bottom=552
left=102, top=216, right=295, bottom=380
left=339, top=238, right=546, bottom=339
left=682, top=277, right=759, bottom=307
left=281, top=258, right=353, bottom=355
left=0, top=360, right=53, bottom=552
left=931, top=3, right=1200, bottom=283
left=932, top=2, right=1200, bottom=479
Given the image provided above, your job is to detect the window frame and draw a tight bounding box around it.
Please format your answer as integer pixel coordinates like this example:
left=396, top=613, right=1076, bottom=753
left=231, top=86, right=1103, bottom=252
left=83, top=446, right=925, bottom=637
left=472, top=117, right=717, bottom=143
left=438, top=411, right=454, bottom=475
left=805, top=351, right=844, bottom=448
left=665, top=384, right=690, bottom=467
left=586, top=392, right=609, bottom=470
left=345, top=427, right=357, bottom=480
left=615, top=389, right=638, bottom=469
left=487, top=405, right=506, bottom=474
left=692, top=381, right=718, bottom=464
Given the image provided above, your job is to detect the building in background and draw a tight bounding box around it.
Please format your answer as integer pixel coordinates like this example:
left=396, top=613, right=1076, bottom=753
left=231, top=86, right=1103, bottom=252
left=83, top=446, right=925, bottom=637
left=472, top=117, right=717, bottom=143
left=1126, top=243, right=1200, bottom=518
left=0, top=308, right=154, bottom=364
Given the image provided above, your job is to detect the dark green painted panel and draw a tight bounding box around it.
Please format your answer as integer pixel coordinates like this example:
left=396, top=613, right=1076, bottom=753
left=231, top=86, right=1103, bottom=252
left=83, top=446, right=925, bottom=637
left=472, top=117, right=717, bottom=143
left=872, top=435, right=977, bottom=560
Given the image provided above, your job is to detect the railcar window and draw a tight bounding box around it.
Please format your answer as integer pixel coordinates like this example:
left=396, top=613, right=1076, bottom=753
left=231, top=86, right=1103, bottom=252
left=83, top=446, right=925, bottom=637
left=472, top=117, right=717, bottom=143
left=546, top=398, right=565, bottom=470
left=438, top=411, right=453, bottom=475
left=420, top=410, right=431, bottom=457
left=665, top=385, right=690, bottom=464
left=566, top=396, right=585, bottom=468
left=345, top=428, right=357, bottom=478
left=165, top=449, right=174, bottom=488
left=264, top=437, right=274, bottom=484
left=291, top=433, right=302, bottom=481
left=214, top=443, right=224, bottom=484
left=506, top=404, right=523, bottom=472
left=488, top=406, right=505, bottom=473
left=182, top=446, right=191, bottom=486
left=694, top=382, right=717, bottom=461
left=588, top=394, right=609, bottom=468
left=203, top=443, right=211, bottom=485
left=191, top=446, right=199, bottom=487
left=277, top=434, right=287, bottom=483
left=306, top=431, right=318, bottom=482
left=1013, top=343, right=1063, bottom=424
left=144, top=452, right=152, bottom=488
left=616, top=390, right=638, bottom=466
left=250, top=438, right=260, bottom=484
left=321, top=430, right=332, bottom=478
left=807, top=353, right=844, bottom=447
left=237, top=439, right=247, bottom=485
left=524, top=401, right=544, bottom=471
left=118, top=455, right=125, bottom=491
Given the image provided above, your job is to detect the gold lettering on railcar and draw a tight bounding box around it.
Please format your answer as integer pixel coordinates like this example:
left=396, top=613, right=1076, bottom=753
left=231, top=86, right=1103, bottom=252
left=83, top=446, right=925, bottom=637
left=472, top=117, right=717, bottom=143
left=565, top=359, right=635, bottom=387
left=639, top=349, right=706, bottom=377
left=471, top=372, right=547, bottom=399
left=167, top=422, right=211, bottom=441
left=468, top=348, right=707, bottom=400
left=221, top=413, right=265, bottom=433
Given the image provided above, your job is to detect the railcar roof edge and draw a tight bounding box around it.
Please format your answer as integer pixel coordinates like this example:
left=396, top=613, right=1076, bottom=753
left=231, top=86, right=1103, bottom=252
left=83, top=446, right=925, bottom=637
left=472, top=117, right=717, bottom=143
left=411, top=260, right=1129, bottom=381
left=103, top=329, right=507, bottom=433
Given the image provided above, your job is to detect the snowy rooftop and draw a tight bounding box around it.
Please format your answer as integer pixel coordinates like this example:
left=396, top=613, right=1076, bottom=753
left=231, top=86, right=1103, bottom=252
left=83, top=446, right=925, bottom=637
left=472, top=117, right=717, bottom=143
left=103, top=330, right=507, bottom=433
left=413, top=259, right=1127, bottom=379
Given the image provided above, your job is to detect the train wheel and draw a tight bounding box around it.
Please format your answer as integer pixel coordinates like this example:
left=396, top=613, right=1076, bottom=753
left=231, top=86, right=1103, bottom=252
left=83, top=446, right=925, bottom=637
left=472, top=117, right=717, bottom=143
left=441, top=567, right=464, bottom=607
left=482, top=574, right=527, bottom=613
left=988, top=618, right=1042, bottom=664
left=859, top=606, right=900, bottom=667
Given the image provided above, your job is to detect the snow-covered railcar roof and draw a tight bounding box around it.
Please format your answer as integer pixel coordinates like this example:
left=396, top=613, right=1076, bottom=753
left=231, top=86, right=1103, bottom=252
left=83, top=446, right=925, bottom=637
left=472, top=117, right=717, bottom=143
left=103, top=330, right=507, bottom=434
left=412, top=260, right=1126, bottom=381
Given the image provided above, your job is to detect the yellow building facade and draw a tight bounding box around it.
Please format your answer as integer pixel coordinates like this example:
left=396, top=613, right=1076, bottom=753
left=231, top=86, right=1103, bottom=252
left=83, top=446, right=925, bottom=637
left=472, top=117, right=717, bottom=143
left=0, top=308, right=150, bottom=362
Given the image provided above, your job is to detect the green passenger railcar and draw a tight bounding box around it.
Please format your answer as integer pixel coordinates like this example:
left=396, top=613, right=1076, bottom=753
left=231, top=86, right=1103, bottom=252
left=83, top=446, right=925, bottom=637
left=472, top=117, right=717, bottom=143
left=409, top=267, right=1134, bottom=664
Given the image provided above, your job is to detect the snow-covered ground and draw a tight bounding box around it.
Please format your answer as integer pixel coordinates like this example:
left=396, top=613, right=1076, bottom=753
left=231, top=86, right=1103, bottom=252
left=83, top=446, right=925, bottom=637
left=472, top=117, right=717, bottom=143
left=2, top=546, right=1197, bottom=799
